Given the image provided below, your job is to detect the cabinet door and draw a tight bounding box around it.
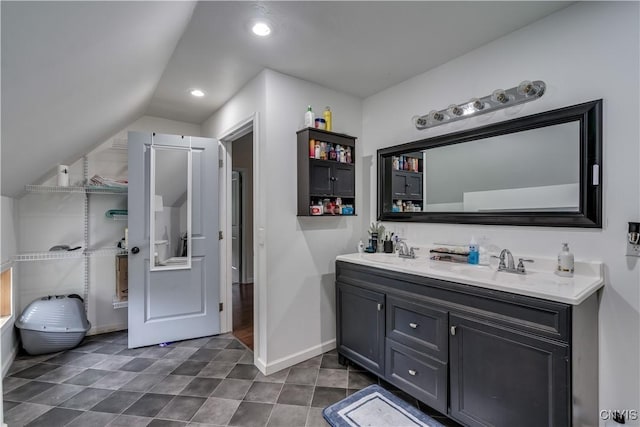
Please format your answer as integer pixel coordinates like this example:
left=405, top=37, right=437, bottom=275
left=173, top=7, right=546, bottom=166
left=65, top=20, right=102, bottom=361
left=309, top=160, right=333, bottom=196
left=333, top=164, right=355, bottom=197
left=391, top=172, right=408, bottom=197
left=449, top=315, right=569, bottom=427
left=336, top=282, right=385, bottom=375
left=406, top=174, right=423, bottom=200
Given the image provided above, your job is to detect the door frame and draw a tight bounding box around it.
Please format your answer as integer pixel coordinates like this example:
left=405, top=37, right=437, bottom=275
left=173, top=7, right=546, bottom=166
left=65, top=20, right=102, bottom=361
left=218, top=113, right=263, bottom=368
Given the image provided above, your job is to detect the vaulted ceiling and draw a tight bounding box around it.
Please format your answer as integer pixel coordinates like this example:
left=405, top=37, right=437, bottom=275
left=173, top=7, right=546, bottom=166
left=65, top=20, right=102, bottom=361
left=1, top=1, right=571, bottom=197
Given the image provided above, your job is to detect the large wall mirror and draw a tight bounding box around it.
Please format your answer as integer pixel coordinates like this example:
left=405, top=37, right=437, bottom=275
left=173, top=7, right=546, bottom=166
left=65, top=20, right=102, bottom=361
left=150, top=145, right=192, bottom=270
left=378, top=100, right=602, bottom=227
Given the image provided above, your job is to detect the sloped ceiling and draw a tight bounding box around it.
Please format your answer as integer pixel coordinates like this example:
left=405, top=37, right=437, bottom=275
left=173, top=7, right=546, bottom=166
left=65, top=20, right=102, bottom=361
left=1, top=1, right=196, bottom=197
left=1, top=1, right=571, bottom=197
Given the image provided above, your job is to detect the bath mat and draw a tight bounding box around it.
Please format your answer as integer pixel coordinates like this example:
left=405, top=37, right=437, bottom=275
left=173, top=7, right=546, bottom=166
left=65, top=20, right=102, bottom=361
left=323, top=384, right=445, bottom=427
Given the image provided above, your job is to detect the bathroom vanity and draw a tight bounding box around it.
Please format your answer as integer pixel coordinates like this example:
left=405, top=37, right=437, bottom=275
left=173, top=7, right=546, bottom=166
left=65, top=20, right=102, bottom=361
left=335, top=253, right=603, bottom=427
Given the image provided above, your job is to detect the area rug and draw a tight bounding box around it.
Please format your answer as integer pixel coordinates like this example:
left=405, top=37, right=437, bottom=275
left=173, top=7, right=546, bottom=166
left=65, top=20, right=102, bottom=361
left=323, top=384, right=445, bottom=427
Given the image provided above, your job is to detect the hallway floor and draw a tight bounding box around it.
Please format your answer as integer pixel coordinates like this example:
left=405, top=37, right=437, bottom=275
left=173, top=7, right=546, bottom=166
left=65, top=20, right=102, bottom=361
left=3, top=331, right=460, bottom=426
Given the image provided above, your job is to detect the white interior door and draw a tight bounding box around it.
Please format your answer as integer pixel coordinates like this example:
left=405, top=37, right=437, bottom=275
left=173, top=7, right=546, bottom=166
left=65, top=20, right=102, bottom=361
left=127, top=131, right=220, bottom=348
left=231, top=170, right=241, bottom=283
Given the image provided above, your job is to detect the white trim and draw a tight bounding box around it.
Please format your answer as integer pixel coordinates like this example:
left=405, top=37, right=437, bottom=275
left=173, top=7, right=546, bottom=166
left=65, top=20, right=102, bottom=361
left=258, top=339, right=337, bottom=376
left=87, top=323, right=127, bottom=336
left=1, top=342, right=18, bottom=378
left=232, top=168, right=249, bottom=283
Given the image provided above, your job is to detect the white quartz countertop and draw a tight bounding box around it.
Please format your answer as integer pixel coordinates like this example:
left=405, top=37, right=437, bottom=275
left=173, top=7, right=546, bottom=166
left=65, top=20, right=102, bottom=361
left=336, top=252, right=604, bottom=305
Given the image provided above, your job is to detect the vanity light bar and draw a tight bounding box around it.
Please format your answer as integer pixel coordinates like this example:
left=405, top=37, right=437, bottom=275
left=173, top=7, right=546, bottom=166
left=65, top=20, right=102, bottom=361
left=414, top=80, right=546, bottom=130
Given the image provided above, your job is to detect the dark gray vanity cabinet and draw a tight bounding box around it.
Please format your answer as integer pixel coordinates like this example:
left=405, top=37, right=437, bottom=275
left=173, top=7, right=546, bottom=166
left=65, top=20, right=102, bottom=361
left=335, top=260, right=598, bottom=427
left=336, top=283, right=385, bottom=375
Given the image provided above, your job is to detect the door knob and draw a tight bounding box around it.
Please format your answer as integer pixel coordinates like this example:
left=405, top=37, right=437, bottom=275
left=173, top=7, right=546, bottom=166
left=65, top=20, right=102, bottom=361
left=131, top=247, right=140, bottom=254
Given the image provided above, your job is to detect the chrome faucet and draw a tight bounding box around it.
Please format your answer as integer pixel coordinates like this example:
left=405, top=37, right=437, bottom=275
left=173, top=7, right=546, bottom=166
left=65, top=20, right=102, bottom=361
left=396, top=238, right=418, bottom=259
left=493, top=249, right=534, bottom=274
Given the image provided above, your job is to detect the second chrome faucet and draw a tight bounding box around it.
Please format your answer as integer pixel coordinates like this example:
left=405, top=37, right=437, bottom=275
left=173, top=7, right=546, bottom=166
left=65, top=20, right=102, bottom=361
left=493, top=249, right=534, bottom=274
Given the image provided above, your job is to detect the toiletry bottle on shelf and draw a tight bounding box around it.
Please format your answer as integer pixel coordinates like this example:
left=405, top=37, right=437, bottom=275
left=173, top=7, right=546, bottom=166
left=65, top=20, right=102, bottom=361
left=323, top=106, right=332, bottom=131
left=557, top=243, right=574, bottom=277
left=468, top=236, right=479, bottom=265
left=309, top=139, right=316, bottom=158
left=304, top=105, right=315, bottom=128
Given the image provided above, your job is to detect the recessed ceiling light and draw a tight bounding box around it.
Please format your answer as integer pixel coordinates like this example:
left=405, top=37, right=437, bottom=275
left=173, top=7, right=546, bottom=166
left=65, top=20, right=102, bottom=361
left=190, top=89, right=205, bottom=97
left=252, top=21, right=271, bottom=37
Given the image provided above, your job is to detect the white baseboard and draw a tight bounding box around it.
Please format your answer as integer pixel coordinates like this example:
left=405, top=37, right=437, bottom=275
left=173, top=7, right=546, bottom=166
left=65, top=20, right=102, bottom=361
left=87, top=323, right=127, bottom=336
left=2, top=342, right=18, bottom=378
left=259, top=339, right=336, bottom=376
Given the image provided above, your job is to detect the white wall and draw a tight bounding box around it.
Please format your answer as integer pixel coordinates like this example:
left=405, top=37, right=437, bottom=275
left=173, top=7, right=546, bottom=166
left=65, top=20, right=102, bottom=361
left=362, top=2, right=639, bottom=415
left=15, top=115, right=202, bottom=335
left=1, top=196, right=19, bottom=378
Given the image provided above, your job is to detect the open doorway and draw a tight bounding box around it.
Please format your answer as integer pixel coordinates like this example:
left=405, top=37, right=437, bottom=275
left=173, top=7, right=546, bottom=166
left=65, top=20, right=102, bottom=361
left=231, top=133, right=254, bottom=350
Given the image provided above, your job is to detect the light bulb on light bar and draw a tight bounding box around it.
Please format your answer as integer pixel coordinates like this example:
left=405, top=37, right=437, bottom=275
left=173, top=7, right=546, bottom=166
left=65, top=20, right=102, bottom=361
left=469, top=98, right=485, bottom=112
left=252, top=21, right=272, bottom=36
left=190, top=89, right=205, bottom=97
left=491, top=89, right=510, bottom=104
left=447, top=104, right=464, bottom=117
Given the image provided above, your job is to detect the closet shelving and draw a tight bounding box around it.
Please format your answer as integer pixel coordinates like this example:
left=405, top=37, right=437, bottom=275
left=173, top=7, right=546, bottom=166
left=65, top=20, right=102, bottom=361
left=18, top=157, right=128, bottom=308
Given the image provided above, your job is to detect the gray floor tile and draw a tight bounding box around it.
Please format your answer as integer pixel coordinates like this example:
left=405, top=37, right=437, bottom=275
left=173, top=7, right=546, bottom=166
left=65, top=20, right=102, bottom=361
left=89, top=390, right=142, bottom=413
left=94, top=344, right=128, bottom=355
left=316, top=369, right=348, bottom=388
left=277, top=384, right=314, bottom=407
left=140, top=346, right=174, bottom=359
left=226, top=340, right=247, bottom=350
left=148, top=419, right=188, bottom=427
left=8, top=360, right=37, bottom=375
left=3, top=400, right=21, bottom=412
left=106, top=414, right=153, bottom=427
left=120, top=358, right=157, bottom=372
left=244, top=382, right=283, bottom=404
left=176, top=337, right=211, bottom=348
left=36, top=365, right=87, bottom=383
left=305, top=407, right=330, bottom=427
left=5, top=381, right=56, bottom=402
left=254, top=368, right=290, bottom=384
left=286, top=367, right=319, bottom=385
left=310, top=387, right=346, bottom=408
left=144, top=358, right=184, bottom=374
left=188, top=348, right=221, bottom=362
left=171, top=361, right=208, bottom=376
left=191, top=397, right=241, bottom=425
left=123, top=393, right=174, bottom=417
left=93, top=355, right=135, bottom=371
left=25, top=407, right=83, bottom=427
left=165, top=347, right=199, bottom=360
left=204, top=338, right=233, bottom=349
left=267, top=403, right=308, bottom=427
left=63, top=353, right=109, bottom=368
left=197, top=361, right=235, bottom=378
left=320, top=355, right=346, bottom=370
left=65, top=410, right=118, bottom=427
left=348, top=370, right=377, bottom=389
left=238, top=351, right=254, bottom=364
left=226, top=363, right=259, bottom=380
left=43, top=352, right=86, bottom=366
left=210, top=379, right=252, bottom=400
left=156, top=395, right=207, bottom=421
left=228, top=401, right=273, bottom=427
left=3, top=376, right=30, bottom=392
left=149, top=375, right=192, bottom=395
left=213, top=349, right=245, bottom=363
left=120, top=373, right=167, bottom=392
left=92, top=371, right=139, bottom=390
left=27, top=383, right=84, bottom=406
left=179, top=377, right=221, bottom=397
left=74, top=340, right=106, bottom=353
left=65, top=368, right=110, bottom=386
left=294, top=356, right=322, bottom=369
left=10, top=363, right=59, bottom=379
left=4, top=402, right=52, bottom=426
left=60, top=388, right=115, bottom=410
left=115, top=347, right=149, bottom=358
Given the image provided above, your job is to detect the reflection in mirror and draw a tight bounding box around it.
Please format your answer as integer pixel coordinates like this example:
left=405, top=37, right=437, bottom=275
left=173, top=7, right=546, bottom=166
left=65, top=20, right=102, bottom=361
left=378, top=100, right=602, bottom=227
left=150, top=146, right=191, bottom=270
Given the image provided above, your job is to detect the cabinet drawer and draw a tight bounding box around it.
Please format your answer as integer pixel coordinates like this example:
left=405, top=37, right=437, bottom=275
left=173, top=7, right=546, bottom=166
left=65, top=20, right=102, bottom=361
left=385, top=339, right=447, bottom=413
left=386, top=296, right=447, bottom=361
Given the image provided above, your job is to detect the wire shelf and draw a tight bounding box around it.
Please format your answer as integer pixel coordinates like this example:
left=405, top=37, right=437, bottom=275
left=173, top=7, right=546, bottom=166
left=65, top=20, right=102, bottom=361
left=85, top=186, right=128, bottom=195
left=85, top=247, right=128, bottom=257
left=25, top=185, right=127, bottom=195
left=14, top=251, right=84, bottom=261
left=108, top=214, right=128, bottom=221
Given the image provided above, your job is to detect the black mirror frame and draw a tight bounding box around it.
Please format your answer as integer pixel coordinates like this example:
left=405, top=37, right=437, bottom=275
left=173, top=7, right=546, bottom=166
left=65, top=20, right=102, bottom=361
left=377, top=99, right=602, bottom=227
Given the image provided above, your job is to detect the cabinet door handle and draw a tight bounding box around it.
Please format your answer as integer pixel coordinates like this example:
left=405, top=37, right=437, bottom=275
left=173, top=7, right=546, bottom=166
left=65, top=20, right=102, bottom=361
left=408, top=369, right=417, bottom=376
left=450, top=326, right=457, bottom=336
left=409, top=322, right=418, bottom=329
left=377, top=303, right=383, bottom=311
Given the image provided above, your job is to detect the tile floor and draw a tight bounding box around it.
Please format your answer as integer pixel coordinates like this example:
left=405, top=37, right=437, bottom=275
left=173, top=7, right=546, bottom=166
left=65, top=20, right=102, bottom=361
left=3, top=331, right=460, bottom=426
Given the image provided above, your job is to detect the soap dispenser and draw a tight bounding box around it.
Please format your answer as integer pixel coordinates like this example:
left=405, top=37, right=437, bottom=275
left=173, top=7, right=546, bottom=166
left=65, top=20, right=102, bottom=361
left=556, top=243, right=574, bottom=277
left=468, top=236, right=479, bottom=265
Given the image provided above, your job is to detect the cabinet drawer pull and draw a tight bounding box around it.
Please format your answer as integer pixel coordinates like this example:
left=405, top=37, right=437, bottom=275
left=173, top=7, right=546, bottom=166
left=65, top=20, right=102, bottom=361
left=377, top=303, right=383, bottom=311
left=450, top=326, right=457, bottom=336
left=409, top=322, right=418, bottom=329
left=408, top=369, right=417, bottom=376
